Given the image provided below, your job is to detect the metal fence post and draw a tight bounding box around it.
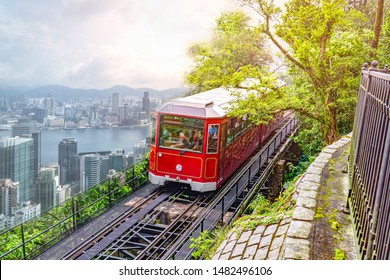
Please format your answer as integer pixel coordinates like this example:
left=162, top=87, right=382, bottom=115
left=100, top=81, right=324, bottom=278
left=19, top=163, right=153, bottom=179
left=21, top=223, right=26, bottom=259
left=71, top=197, right=76, bottom=231
left=108, top=177, right=112, bottom=207
left=352, top=67, right=372, bottom=171
left=365, top=123, right=390, bottom=259
left=221, top=197, right=225, bottom=225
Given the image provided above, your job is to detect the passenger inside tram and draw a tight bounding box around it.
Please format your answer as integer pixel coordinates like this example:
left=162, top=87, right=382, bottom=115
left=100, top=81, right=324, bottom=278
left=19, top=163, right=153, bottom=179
left=160, top=126, right=203, bottom=152
left=187, top=130, right=203, bottom=151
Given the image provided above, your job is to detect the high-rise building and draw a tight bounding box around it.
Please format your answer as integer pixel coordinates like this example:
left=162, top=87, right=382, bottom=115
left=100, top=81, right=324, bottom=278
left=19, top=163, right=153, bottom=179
left=13, top=201, right=41, bottom=226
left=100, top=155, right=109, bottom=181
left=0, top=179, right=20, bottom=216
left=109, top=149, right=126, bottom=172
left=64, top=106, right=73, bottom=122
left=112, top=92, right=119, bottom=115
left=133, top=139, right=148, bottom=162
left=80, top=154, right=101, bottom=192
left=119, top=104, right=130, bottom=122
left=0, top=137, right=34, bottom=202
left=36, top=167, right=58, bottom=212
left=12, top=119, right=41, bottom=181
left=44, top=95, right=55, bottom=116
left=142, top=91, right=150, bottom=115
left=0, top=97, right=9, bottom=112
left=11, top=119, right=36, bottom=136
left=58, top=138, right=79, bottom=186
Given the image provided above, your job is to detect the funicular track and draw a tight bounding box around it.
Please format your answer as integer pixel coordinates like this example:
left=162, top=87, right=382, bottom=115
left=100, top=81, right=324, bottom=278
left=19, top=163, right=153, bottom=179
left=94, top=192, right=214, bottom=260
left=60, top=114, right=298, bottom=260
left=60, top=187, right=174, bottom=259
left=164, top=113, right=299, bottom=259
left=61, top=185, right=214, bottom=260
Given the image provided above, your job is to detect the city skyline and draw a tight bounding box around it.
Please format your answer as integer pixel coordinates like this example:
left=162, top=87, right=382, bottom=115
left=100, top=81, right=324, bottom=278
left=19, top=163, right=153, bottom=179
left=0, top=88, right=151, bottom=228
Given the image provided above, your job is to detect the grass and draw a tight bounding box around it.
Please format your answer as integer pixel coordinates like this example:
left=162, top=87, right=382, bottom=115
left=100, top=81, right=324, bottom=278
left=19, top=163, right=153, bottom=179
left=334, top=248, right=346, bottom=260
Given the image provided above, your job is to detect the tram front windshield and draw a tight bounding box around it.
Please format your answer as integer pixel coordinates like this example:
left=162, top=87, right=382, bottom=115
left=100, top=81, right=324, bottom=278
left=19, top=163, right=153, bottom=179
left=159, top=116, right=204, bottom=153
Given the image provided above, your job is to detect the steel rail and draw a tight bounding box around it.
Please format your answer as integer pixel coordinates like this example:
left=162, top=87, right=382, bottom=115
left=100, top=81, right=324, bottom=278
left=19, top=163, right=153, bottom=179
left=162, top=115, right=298, bottom=259
left=61, top=188, right=170, bottom=259
left=94, top=190, right=189, bottom=259
left=59, top=114, right=297, bottom=260
left=135, top=197, right=202, bottom=259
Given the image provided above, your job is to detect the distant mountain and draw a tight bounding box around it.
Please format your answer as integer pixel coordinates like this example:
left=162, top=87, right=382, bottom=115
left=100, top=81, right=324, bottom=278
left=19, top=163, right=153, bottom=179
left=0, top=85, right=34, bottom=92
left=0, top=84, right=188, bottom=100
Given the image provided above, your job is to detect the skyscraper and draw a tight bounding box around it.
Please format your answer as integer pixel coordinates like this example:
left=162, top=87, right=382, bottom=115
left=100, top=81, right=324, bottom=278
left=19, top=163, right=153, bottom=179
left=80, top=154, right=101, bottom=192
left=109, top=149, right=126, bottom=172
left=0, top=137, right=34, bottom=202
left=12, top=119, right=41, bottom=181
left=142, top=91, right=150, bottom=113
left=44, top=95, right=55, bottom=116
left=0, top=179, right=20, bottom=216
left=140, top=91, right=150, bottom=121
left=112, top=92, right=119, bottom=115
left=36, top=167, right=58, bottom=212
left=58, top=138, right=79, bottom=186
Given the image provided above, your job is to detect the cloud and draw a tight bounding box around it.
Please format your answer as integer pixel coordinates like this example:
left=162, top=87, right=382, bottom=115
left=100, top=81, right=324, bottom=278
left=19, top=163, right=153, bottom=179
left=0, top=0, right=241, bottom=90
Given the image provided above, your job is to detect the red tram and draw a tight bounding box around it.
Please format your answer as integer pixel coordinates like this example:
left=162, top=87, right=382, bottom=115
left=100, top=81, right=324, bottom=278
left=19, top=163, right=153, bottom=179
left=148, top=87, right=283, bottom=192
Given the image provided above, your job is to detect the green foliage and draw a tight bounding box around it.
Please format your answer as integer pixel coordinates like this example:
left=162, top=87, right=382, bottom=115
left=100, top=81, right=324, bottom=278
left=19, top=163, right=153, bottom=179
left=377, top=10, right=390, bottom=63
left=186, top=10, right=272, bottom=93
left=246, top=194, right=271, bottom=215
left=190, top=227, right=230, bottom=260
left=293, top=118, right=325, bottom=156
left=227, top=71, right=289, bottom=125
left=234, top=182, right=296, bottom=231
left=334, top=248, right=346, bottom=260
left=238, top=0, right=372, bottom=145
left=190, top=231, right=215, bottom=259
left=285, top=154, right=315, bottom=182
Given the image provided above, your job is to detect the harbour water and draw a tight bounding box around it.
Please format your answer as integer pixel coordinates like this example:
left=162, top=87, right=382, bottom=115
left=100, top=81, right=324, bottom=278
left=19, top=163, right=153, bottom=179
left=0, top=125, right=150, bottom=164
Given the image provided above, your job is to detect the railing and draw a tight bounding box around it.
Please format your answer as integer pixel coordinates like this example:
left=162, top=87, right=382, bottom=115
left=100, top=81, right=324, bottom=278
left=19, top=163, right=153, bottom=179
left=349, top=61, right=390, bottom=260
left=0, top=158, right=149, bottom=260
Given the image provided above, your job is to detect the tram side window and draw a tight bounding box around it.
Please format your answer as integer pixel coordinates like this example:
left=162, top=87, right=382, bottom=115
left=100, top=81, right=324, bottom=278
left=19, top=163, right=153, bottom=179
left=151, top=116, right=156, bottom=146
left=207, top=124, right=219, bottom=154
left=159, top=116, right=204, bottom=152
left=226, top=116, right=251, bottom=146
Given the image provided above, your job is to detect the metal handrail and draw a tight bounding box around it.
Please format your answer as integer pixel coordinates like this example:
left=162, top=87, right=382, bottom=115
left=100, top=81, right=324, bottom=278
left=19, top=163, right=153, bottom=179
left=349, top=62, right=390, bottom=260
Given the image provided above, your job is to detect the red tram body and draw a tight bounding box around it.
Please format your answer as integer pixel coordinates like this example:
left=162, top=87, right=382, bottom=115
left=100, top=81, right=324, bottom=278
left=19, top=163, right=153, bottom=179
left=148, top=87, right=283, bottom=192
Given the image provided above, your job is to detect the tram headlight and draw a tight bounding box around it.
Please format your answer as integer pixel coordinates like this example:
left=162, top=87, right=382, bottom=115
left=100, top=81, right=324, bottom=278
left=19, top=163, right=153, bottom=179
left=176, top=164, right=182, bottom=172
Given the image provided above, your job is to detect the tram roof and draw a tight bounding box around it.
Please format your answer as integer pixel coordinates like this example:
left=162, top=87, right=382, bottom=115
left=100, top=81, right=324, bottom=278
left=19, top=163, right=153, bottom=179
left=156, top=87, right=247, bottom=118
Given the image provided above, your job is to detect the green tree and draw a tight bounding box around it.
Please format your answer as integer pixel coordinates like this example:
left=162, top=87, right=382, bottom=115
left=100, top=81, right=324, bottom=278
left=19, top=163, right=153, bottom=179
left=239, top=0, right=372, bottom=145
left=377, top=10, right=390, bottom=62
left=370, top=0, right=385, bottom=53
left=186, top=11, right=273, bottom=93
left=186, top=10, right=286, bottom=126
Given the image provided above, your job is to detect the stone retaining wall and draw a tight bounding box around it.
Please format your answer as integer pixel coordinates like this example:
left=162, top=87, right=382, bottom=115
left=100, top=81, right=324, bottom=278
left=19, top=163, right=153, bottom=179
left=282, top=134, right=352, bottom=259
left=213, top=133, right=352, bottom=260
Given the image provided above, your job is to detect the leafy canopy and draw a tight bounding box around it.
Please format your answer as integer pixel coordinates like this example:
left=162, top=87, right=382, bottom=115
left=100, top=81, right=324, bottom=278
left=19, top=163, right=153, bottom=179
left=238, top=0, right=372, bottom=148
left=186, top=10, right=286, bottom=124
left=186, top=10, right=273, bottom=93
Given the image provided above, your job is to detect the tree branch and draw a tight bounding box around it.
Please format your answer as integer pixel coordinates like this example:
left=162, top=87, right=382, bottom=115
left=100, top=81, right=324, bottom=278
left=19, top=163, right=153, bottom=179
left=240, top=0, right=321, bottom=86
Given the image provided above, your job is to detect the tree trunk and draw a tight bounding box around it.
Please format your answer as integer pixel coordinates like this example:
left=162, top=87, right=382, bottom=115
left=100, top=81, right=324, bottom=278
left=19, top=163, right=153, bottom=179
left=326, top=107, right=339, bottom=144
left=324, top=89, right=339, bottom=144
left=371, top=0, right=385, bottom=52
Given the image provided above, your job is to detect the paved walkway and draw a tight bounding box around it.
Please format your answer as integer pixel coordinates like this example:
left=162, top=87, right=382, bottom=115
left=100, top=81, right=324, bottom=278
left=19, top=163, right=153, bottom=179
left=213, top=134, right=357, bottom=260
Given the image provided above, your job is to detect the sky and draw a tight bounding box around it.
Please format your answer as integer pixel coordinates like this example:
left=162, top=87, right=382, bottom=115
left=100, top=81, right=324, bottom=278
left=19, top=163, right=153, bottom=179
left=0, top=0, right=286, bottom=90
